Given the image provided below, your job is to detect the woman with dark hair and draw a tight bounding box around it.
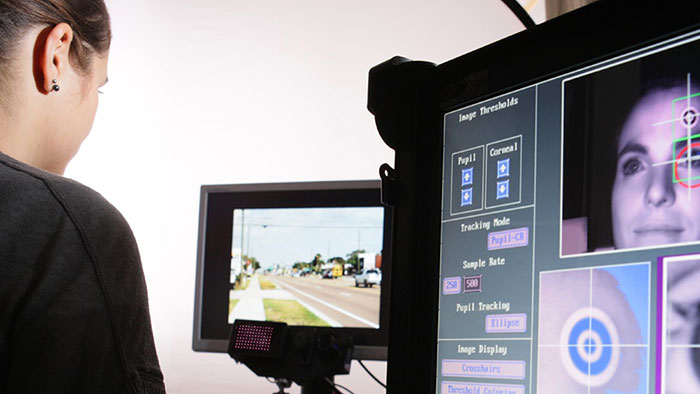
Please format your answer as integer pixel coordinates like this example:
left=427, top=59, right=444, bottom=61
left=611, top=82, right=700, bottom=249
left=0, top=1, right=165, bottom=392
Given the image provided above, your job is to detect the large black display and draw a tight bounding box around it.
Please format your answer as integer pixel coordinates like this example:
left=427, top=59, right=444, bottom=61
left=438, top=36, right=700, bottom=393
left=368, top=1, right=700, bottom=393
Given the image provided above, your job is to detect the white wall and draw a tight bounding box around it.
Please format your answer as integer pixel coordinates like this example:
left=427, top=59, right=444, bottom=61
left=65, top=1, right=523, bottom=392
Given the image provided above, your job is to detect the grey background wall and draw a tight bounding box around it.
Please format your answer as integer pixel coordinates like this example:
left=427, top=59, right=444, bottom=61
left=64, top=1, right=531, bottom=392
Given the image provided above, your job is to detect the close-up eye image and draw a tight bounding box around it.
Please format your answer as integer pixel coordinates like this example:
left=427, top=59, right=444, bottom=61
left=538, top=264, right=649, bottom=393
left=660, top=255, right=700, bottom=394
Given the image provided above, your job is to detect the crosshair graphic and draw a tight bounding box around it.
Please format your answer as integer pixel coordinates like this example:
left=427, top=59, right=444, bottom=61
left=681, top=106, right=698, bottom=128
left=667, top=73, right=700, bottom=189
left=560, top=307, right=621, bottom=387
left=538, top=266, right=649, bottom=393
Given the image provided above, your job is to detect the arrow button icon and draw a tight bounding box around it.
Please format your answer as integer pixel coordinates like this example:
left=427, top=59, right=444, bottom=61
left=462, top=167, right=473, bottom=186
left=496, top=180, right=509, bottom=200
left=461, top=188, right=473, bottom=206
left=497, top=158, right=510, bottom=178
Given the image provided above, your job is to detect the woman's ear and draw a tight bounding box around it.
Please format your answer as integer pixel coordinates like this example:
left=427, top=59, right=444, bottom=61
left=37, top=23, right=74, bottom=94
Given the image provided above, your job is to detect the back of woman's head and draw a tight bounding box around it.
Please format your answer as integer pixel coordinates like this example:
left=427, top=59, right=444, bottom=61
left=0, top=0, right=111, bottom=76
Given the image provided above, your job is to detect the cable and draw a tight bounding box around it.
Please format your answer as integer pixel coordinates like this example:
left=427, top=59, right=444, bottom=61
left=500, top=0, right=536, bottom=29
left=324, top=377, right=355, bottom=394
left=358, top=360, right=387, bottom=389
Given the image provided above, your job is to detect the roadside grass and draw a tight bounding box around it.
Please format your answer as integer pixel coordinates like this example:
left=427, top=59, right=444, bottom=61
left=228, top=298, right=240, bottom=315
left=258, top=276, right=277, bottom=290
left=263, top=299, right=330, bottom=326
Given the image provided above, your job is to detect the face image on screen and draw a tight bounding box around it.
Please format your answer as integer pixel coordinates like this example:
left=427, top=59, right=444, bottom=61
left=659, top=253, right=700, bottom=394
left=537, top=264, right=649, bottom=393
left=226, top=206, right=384, bottom=328
left=561, top=39, right=700, bottom=256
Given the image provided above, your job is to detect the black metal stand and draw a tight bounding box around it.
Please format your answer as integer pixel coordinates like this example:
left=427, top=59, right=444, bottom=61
left=272, top=378, right=292, bottom=394
left=300, top=376, right=335, bottom=394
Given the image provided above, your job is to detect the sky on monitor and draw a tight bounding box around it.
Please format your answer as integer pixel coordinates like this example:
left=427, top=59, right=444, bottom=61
left=231, top=207, right=384, bottom=269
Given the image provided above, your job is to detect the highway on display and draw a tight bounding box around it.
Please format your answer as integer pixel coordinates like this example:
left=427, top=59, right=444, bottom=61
left=268, top=275, right=381, bottom=328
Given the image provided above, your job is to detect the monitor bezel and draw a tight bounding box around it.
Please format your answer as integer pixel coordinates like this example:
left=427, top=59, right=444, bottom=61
left=192, top=180, right=391, bottom=360
left=437, top=1, right=700, bottom=117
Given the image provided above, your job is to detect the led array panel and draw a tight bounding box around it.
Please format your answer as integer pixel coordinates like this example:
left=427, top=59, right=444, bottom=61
left=233, top=324, right=275, bottom=352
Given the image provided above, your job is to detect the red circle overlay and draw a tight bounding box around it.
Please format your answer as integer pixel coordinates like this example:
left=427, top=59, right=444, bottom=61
left=674, top=142, right=700, bottom=189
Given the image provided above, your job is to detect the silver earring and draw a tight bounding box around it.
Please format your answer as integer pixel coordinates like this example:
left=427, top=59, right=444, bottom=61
left=51, top=79, right=60, bottom=92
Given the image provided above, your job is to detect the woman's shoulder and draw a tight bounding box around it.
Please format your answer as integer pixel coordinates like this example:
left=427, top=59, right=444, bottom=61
left=0, top=152, right=128, bottom=233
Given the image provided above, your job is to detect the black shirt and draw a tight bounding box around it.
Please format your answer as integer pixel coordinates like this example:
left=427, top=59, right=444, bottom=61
left=0, top=153, right=166, bottom=393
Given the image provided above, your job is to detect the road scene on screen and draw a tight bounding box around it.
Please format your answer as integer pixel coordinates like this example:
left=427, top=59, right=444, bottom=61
left=227, top=207, right=384, bottom=328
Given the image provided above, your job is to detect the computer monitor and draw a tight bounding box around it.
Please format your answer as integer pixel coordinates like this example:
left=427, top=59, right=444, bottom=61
left=368, top=0, right=700, bottom=392
left=192, top=180, right=391, bottom=360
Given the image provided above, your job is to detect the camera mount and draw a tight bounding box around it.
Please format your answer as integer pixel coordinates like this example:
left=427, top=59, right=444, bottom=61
left=228, top=320, right=353, bottom=394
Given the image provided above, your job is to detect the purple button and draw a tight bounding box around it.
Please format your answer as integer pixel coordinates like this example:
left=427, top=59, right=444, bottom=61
left=488, top=227, right=528, bottom=250
left=485, top=313, right=527, bottom=333
left=443, top=276, right=461, bottom=295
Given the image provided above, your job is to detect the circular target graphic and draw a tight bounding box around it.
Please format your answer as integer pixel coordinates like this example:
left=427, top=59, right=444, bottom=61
left=674, top=143, right=700, bottom=188
left=559, top=307, right=620, bottom=387
left=681, top=106, right=699, bottom=129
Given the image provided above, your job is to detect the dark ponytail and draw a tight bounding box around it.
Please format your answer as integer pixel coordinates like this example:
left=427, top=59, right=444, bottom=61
left=0, top=0, right=111, bottom=74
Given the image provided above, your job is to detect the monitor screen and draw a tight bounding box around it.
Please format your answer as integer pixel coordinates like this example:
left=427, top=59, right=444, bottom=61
left=227, top=206, right=383, bottom=328
left=193, top=180, right=390, bottom=360
left=436, top=25, right=700, bottom=394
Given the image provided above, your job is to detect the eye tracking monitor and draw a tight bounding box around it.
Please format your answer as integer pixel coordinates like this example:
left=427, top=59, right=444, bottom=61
left=192, top=180, right=391, bottom=360
left=368, top=1, right=700, bottom=392
left=439, top=18, right=700, bottom=394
